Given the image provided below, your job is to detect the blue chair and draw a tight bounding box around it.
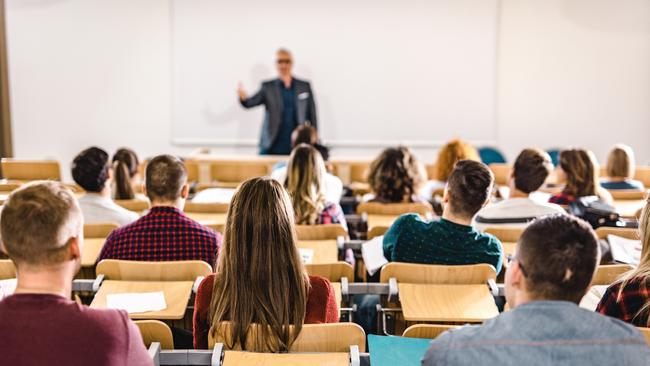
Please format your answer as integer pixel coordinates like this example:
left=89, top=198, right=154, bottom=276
left=546, top=149, right=561, bottom=167
left=478, top=147, right=506, bottom=165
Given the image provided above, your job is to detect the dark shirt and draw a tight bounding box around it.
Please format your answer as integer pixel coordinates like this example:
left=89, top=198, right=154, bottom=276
left=597, top=277, right=650, bottom=327
left=267, top=79, right=297, bottom=155
left=383, top=215, right=503, bottom=274
left=98, top=206, right=221, bottom=269
left=0, top=294, right=152, bottom=366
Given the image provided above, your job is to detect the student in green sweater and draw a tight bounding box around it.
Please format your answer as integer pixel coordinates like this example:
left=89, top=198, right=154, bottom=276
left=383, top=159, right=503, bottom=274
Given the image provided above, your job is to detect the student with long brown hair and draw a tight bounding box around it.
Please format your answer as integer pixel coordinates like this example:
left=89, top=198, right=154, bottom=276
left=112, top=148, right=141, bottom=200
left=597, top=198, right=650, bottom=326
left=549, top=148, right=613, bottom=205
left=192, top=177, right=339, bottom=351
left=366, top=146, right=425, bottom=203
left=285, top=144, right=346, bottom=229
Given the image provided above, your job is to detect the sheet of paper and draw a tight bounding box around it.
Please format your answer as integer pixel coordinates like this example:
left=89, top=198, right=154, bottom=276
left=579, top=285, right=608, bottom=311
left=191, top=188, right=237, bottom=203
left=0, top=278, right=17, bottom=300
left=298, top=248, right=314, bottom=264
left=608, top=234, right=641, bottom=265
left=362, top=236, right=388, bottom=276
left=106, top=291, right=167, bottom=314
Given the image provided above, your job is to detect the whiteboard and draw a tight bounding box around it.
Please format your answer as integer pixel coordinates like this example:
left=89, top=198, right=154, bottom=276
left=171, top=0, right=498, bottom=147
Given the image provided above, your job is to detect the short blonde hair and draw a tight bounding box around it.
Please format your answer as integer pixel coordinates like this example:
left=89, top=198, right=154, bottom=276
left=0, top=181, right=82, bottom=265
left=606, top=144, right=635, bottom=179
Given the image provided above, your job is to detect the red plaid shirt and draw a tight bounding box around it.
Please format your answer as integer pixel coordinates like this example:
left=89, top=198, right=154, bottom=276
left=97, top=206, right=221, bottom=269
left=596, top=277, right=650, bottom=327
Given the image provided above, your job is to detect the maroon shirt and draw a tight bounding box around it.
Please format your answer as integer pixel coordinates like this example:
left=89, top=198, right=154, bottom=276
left=98, top=206, right=221, bottom=269
left=0, top=294, right=152, bottom=366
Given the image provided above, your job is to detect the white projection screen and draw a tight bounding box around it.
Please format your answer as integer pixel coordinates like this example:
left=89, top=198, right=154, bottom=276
left=171, top=0, right=498, bottom=148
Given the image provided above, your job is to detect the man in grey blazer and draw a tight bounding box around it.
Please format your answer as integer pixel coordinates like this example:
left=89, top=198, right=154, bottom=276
left=238, top=49, right=318, bottom=155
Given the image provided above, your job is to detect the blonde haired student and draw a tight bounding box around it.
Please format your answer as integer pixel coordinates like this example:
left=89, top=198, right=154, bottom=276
left=601, top=144, right=644, bottom=191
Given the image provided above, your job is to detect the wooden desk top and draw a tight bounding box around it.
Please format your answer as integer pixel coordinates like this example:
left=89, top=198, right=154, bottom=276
left=81, top=238, right=106, bottom=267
left=613, top=200, right=645, bottom=218
left=90, top=280, right=193, bottom=320
left=398, top=284, right=498, bottom=322
left=367, top=215, right=397, bottom=230
left=222, top=351, right=349, bottom=366
left=296, top=240, right=339, bottom=264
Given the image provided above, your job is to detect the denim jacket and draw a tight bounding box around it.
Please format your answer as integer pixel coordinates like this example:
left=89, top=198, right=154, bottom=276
left=422, top=301, right=649, bottom=365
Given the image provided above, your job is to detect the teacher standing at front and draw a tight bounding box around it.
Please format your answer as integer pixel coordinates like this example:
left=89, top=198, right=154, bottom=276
left=237, top=49, right=318, bottom=155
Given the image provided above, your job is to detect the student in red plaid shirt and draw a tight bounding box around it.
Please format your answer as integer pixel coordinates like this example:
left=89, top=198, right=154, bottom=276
left=596, top=199, right=650, bottom=326
left=97, top=155, right=221, bottom=269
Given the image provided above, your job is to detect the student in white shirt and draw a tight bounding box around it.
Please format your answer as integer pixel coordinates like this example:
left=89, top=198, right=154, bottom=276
left=474, top=148, right=565, bottom=231
left=72, top=147, right=139, bottom=226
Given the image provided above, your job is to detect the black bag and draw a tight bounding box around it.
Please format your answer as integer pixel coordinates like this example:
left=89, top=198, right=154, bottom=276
left=568, top=196, right=624, bottom=229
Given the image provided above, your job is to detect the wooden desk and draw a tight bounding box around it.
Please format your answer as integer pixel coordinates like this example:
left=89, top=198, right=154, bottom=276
left=613, top=200, right=645, bottom=218
left=502, top=242, right=516, bottom=258
left=81, top=238, right=106, bottom=267
left=90, top=280, right=193, bottom=320
left=297, top=240, right=339, bottom=264
left=367, top=215, right=398, bottom=230
left=398, top=284, right=498, bottom=322
left=222, top=351, right=349, bottom=366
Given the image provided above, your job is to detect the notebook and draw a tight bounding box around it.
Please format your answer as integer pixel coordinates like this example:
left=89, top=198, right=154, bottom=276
left=368, top=334, right=431, bottom=366
left=362, top=236, right=388, bottom=276
left=106, top=291, right=167, bottom=313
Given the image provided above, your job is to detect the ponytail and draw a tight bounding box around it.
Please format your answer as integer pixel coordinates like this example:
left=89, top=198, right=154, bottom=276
left=114, top=161, right=135, bottom=200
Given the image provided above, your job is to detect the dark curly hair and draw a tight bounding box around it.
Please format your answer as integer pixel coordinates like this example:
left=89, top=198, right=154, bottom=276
left=367, top=146, right=424, bottom=203
left=71, top=147, right=110, bottom=193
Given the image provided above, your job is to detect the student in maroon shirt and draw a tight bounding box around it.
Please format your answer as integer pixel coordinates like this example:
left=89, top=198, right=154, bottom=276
left=98, top=155, right=221, bottom=269
left=0, top=181, right=151, bottom=366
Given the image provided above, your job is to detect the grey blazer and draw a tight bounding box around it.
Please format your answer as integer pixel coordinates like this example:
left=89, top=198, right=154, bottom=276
left=240, top=78, right=317, bottom=151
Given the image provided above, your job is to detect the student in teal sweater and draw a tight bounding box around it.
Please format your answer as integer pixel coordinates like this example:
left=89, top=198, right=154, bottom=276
left=383, top=160, right=503, bottom=274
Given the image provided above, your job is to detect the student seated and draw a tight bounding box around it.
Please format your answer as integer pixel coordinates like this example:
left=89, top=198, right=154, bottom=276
left=366, top=146, right=425, bottom=203
left=596, top=200, right=650, bottom=325
left=72, top=146, right=139, bottom=226
left=383, top=160, right=503, bottom=274
left=271, top=125, right=342, bottom=203
left=420, top=139, right=480, bottom=200
left=601, top=144, right=644, bottom=190
left=0, top=182, right=151, bottom=365
left=474, top=148, right=565, bottom=230
left=112, top=147, right=145, bottom=200
left=284, top=144, right=347, bottom=229
left=98, top=155, right=221, bottom=268
left=192, top=177, right=338, bottom=350
left=549, top=148, right=613, bottom=205
left=422, top=215, right=649, bottom=365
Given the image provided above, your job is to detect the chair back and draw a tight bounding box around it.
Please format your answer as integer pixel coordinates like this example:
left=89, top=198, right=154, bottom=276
left=83, top=223, right=119, bottom=239
left=295, top=224, right=348, bottom=241
left=114, top=199, right=150, bottom=212
left=305, top=262, right=354, bottom=282
left=96, top=260, right=211, bottom=281
left=595, top=227, right=639, bottom=240
left=483, top=226, right=525, bottom=243
left=635, top=166, right=650, bottom=188
left=367, top=226, right=389, bottom=240
left=402, top=324, right=459, bottom=339
left=221, top=351, right=349, bottom=366
left=0, top=159, right=61, bottom=181
left=379, top=262, right=496, bottom=284
left=135, top=320, right=174, bottom=349
left=607, top=189, right=648, bottom=200
left=356, top=201, right=433, bottom=216
left=638, top=327, right=650, bottom=347
left=184, top=202, right=229, bottom=213
left=0, top=259, right=15, bottom=280
left=210, top=159, right=278, bottom=185
left=209, top=322, right=366, bottom=352
left=488, top=163, right=511, bottom=186
left=591, top=264, right=635, bottom=286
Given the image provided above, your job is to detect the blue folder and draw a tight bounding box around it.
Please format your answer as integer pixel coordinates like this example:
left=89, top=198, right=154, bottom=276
left=368, top=334, right=432, bottom=366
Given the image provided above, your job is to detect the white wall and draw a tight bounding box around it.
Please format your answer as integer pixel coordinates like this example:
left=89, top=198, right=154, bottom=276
left=5, top=0, right=650, bottom=181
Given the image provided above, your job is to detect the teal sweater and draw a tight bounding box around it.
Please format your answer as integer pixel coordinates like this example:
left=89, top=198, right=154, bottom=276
left=383, top=214, right=503, bottom=274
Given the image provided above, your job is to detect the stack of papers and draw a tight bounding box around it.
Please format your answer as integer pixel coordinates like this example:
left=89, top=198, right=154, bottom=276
left=298, top=248, right=314, bottom=264
left=579, top=285, right=608, bottom=311
left=362, top=236, right=388, bottom=276
left=0, top=278, right=17, bottom=300
left=608, top=235, right=641, bottom=266
left=106, top=291, right=167, bottom=314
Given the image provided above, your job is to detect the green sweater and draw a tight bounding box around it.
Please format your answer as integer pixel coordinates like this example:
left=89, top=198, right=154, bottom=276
left=383, top=214, right=503, bottom=274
